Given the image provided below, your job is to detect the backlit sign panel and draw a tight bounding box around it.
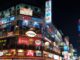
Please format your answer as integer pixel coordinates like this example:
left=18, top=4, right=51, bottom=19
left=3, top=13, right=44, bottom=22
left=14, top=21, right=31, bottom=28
left=22, top=20, right=29, bottom=26
left=32, top=17, right=42, bottom=22
left=35, top=40, right=42, bottom=46
left=32, top=22, right=41, bottom=28
left=18, top=37, right=29, bottom=45
left=25, top=31, right=37, bottom=37
left=45, top=0, right=52, bottom=24
left=9, top=16, right=15, bottom=21
left=20, top=8, right=33, bottom=16
left=0, top=16, right=15, bottom=25
left=26, top=50, right=34, bottom=56
left=18, top=49, right=24, bottom=56
left=36, top=50, right=42, bottom=56
left=0, top=51, right=4, bottom=56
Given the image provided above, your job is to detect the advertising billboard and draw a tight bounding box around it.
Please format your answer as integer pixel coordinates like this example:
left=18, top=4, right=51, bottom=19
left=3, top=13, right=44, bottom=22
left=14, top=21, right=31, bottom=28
left=20, top=8, right=33, bottom=16
left=45, top=0, right=52, bottom=24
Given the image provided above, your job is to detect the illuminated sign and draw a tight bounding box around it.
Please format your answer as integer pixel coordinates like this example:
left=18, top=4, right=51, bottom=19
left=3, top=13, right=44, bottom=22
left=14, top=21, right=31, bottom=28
left=53, top=54, right=59, bottom=60
left=20, top=8, right=33, bottom=16
left=0, top=51, right=4, bottom=56
left=63, top=45, right=69, bottom=51
left=22, top=20, right=29, bottom=26
left=45, top=42, right=50, bottom=46
left=26, top=50, right=34, bottom=56
left=45, top=0, right=52, bottom=24
left=10, top=49, right=16, bottom=55
left=25, top=31, right=36, bottom=37
left=18, top=37, right=29, bottom=45
left=1, top=18, right=8, bottom=24
left=35, top=40, right=41, bottom=46
left=0, top=16, right=15, bottom=25
left=32, top=21, right=41, bottom=28
left=18, top=49, right=24, bottom=56
left=32, top=17, right=42, bottom=22
left=48, top=53, right=53, bottom=58
left=36, top=50, right=42, bottom=56
left=9, top=16, right=15, bottom=21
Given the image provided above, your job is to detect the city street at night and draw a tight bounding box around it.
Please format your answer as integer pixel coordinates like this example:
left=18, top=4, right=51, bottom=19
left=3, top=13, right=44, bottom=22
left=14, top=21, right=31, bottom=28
left=0, top=0, right=79, bottom=60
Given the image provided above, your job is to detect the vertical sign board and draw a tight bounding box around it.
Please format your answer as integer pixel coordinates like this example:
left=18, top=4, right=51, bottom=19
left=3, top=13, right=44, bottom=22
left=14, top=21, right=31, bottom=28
left=45, top=0, right=52, bottom=24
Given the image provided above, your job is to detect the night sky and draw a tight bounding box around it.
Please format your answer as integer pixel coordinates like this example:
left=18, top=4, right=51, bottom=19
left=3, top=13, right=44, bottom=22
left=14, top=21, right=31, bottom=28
left=0, top=0, right=79, bottom=55
left=53, top=0, right=80, bottom=55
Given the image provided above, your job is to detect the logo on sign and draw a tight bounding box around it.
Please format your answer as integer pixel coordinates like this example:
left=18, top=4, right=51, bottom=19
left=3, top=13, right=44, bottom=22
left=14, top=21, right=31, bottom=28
left=35, top=40, right=41, bottom=46
left=26, top=31, right=36, bottom=37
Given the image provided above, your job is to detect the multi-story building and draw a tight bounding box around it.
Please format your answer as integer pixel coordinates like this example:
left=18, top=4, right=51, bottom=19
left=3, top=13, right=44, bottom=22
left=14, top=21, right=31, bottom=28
left=0, top=0, right=63, bottom=60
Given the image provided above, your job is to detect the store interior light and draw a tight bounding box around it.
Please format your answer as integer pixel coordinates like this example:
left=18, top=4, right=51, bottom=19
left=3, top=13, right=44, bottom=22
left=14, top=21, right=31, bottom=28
left=18, top=49, right=24, bottom=52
